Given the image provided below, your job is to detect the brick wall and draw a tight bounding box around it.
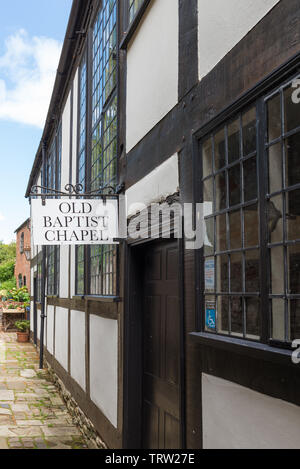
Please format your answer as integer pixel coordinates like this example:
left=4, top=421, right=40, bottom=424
left=15, top=220, right=31, bottom=293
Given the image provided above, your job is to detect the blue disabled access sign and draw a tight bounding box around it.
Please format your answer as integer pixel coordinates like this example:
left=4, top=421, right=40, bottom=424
left=206, top=303, right=216, bottom=331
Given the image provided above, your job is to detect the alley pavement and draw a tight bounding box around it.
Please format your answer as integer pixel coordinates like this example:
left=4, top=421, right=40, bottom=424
left=0, top=332, right=88, bottom=449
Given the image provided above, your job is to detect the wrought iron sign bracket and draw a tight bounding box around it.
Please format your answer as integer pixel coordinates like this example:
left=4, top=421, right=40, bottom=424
left=29, top=183, right=125, bottom=205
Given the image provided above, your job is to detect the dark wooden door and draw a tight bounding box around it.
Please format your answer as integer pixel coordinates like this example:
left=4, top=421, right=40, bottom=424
left=142, top=240, right=181, bottom=449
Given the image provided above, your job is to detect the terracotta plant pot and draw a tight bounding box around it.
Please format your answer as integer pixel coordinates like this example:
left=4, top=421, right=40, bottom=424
left=17, top=332, right=29, bottom=343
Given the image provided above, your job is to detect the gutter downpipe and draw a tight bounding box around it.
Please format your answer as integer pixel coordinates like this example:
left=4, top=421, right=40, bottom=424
left=39, top=142, right=47, bottom=369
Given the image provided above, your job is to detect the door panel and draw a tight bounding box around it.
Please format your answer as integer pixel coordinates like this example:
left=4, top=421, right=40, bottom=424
left=142, top=241, right=181, bottom=449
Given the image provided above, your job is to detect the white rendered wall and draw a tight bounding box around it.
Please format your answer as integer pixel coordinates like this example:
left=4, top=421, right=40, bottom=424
left=46, top=305, right=55, bottom=355
left=54, top=307, right=68, bottom=371
left=198, top=0, right=280, bottom=79
left=70, top=310, right=86, bottom=391
left=202, top=374, right=300, bottom=449
left=59, top=246, right=69, bottom=298
left=61, top=91, right=71, bottom=189
left=126, top=154, right=179, bottom=217
left=89, top=315, right=118, bottom=427
left=126, top=0, right=179, bottom=152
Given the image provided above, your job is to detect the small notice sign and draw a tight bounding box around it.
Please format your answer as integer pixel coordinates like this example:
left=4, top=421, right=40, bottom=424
left=205, top=302, right=216, bottom=331
left=31, top=199, right=118, bottom=246
left=205, top=259, right=215, bottom=292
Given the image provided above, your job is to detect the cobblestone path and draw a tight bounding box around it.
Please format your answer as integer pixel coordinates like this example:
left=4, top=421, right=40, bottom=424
left=0, top=332, right=88, bottom=449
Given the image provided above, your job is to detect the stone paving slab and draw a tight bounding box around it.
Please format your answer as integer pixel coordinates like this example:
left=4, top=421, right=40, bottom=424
left=0, top=332, right=88, bottom=450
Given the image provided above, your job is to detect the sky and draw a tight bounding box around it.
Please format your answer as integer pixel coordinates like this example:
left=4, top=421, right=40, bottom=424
left=0, top=0, right=73, bottom=243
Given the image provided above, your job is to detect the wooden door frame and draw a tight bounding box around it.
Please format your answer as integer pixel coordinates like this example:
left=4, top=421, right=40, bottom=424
left=123, top=237, right=186, bottom=449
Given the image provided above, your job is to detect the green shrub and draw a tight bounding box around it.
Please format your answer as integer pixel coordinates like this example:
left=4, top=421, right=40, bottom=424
left=0, top=278, right=16, bottom=292
left=9, top=286, right=30, bottom=303
left=0, top=260, right=15, bottom=282
left=15, top=320, right=30, bottom=333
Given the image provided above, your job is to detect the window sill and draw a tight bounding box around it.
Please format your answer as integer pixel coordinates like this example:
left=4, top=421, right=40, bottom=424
left=190, top=332, right=294, bottom=366
left=120, top=0, right=151, bottom=50
left=72, top=295, right=121, bottom=304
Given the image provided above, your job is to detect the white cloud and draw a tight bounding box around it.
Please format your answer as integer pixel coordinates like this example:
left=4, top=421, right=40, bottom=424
left=0, top=29, right=62, bottom=128
left=0, top=213, right=4, bottom=222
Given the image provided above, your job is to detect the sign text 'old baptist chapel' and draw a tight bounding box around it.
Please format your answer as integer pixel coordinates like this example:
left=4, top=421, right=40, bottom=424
left=31, top=199, right=119, bottom=246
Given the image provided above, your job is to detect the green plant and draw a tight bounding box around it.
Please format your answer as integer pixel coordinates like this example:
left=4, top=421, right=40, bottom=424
left=0, top=289, right=8, bottom=298
left=9, top=286, right=30, bottom=303
left=15, top=320, right=30, bottom=333
left=0, top=260, right=15, bottom=283
left=8, top=304, right=18, bottom=310
left=0, top=278, right=16, bottom=292
left=0, top=242, right=16, bottom=265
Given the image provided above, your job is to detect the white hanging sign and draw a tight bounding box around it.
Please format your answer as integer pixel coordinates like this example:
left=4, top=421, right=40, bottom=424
left=31, top=199, right=119, bottom=246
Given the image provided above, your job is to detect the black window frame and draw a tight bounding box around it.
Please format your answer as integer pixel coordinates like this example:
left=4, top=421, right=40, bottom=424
left=75, top=0, right=119, bottom=299
left=45, top=124, right=62, bottom=298
left=20, top=232, right=24, bottom=254
left=196, top=70, right=300, bottom=351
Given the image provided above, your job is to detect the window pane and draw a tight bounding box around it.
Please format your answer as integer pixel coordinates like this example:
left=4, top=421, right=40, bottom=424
left=216, top=214, right=227, bottom=252
left=246, top=298, right=260, bottom=339
left=214, top=128, right=226, bottom=171
left=268, top=196, right=283, bottom=243
left=288, top=244, right=300, bottom=294
left=285, top=133, right=300, bottom=188
left=228, top=164, right=240, bottom=207
left=228, top=119, right=240, bottom=164
left=243, top=107, right=256, bottom=155
left=229, top=210, right=241, bottom=250
left=230, top=252, right=243, bottom=293
left=204, top=218, right=214, bottom=256
left=270, top=247, right=285, bottom=294
left=215, top=172, right=226, bottom=211
left=231, top=297, right=243, bottom=337
left=267, top=94, right=281, bottom=142
left=268, top=143, right=282, bottom=194
left=217, top=255, right=229, bottom=292
left=271, top=299, right=285, bottom=341
left=245, top=250, right=260, bottom=293
left=244, top=204, right=259, bottom=247
left=129, top=0, right=143, bottom=23
left=203, top=138, right=213, bottom=179
left=286, top=189, right=300, bottom=223
left=287, top=193, right=300, bottom=241
left=284, top=84, right=300, bottom=133
left=244, top=157, right=257, bottom=202
left=203, top=177, right=213, bottom=205
left=290, top=299, right=300, bottom=342
left=217, top=296, right=229, bottom=335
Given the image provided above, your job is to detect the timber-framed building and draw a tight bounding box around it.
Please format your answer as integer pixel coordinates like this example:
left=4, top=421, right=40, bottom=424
left=26, top=0, right=300, bottom=449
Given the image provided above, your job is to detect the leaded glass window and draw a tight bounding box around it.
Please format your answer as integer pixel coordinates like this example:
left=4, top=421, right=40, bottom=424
left=201, top=74, right=300, bottom=346
left=129, top=0, right=144, bottom=23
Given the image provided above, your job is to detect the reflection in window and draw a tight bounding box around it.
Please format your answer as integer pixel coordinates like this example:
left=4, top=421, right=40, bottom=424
left=20, top=233, right=24, bottom=254
left=47, top=246, right=60, bottom=296
left=129, top=0, right=144, bottom=23
left=90, top=0, right=117, bottom=296
left=202, top=107, right=260, bottom=340
left=266, top=79, right=300, bottom=342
